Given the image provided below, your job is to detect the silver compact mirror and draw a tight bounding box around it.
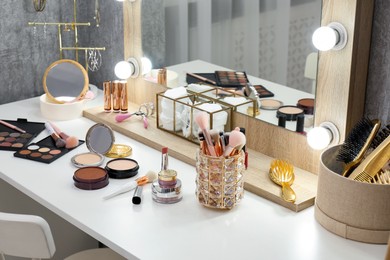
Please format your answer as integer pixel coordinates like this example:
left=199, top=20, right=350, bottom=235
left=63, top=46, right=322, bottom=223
left=43, top=59, right=89, bottom=104
left=86, top=123, right=115, bottom=155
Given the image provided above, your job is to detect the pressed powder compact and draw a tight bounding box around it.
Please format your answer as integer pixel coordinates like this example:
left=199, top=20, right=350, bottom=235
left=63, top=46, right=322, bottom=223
left=152, top=169, right=182, bottom=204
left=276, top=106, right=304, bottom=121
left=73, top=166, right=109, bottom=190
left=14, top=136, right=83, bottom=164
left=71, top=123, right=131, bottom=167
left=260, top=99, right=283, bottom=110
left=105, top=158, right=139, bottom=179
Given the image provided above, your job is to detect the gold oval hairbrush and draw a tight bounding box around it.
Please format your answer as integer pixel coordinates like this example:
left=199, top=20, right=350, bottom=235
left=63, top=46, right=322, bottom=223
left=269, top=159, right=296, bottom=203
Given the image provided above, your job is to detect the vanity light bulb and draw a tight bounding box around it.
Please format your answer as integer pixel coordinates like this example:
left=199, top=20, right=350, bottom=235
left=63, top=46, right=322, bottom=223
left=141, top=57, right=152, bottom=75
left=312, top=26, right=338, bottom=51
left=115, top=61, right=133, bottom=80
left=307, top=126, right=331, bottom=150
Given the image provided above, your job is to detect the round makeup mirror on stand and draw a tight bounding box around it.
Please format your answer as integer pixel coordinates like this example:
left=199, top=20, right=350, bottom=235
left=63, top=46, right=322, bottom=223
left=43, top=59, right=89, bottom=104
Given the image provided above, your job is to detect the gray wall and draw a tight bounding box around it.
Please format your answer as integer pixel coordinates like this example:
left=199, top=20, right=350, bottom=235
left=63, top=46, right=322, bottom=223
left=0, top=0, right=388, bottom=125
left=365, top=0, right=390, bottom=125
left=0, top=0, right=122, bottom=105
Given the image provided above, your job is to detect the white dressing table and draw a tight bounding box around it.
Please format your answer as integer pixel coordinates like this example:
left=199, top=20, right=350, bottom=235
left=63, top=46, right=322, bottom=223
left=0, top=95, right=386, bottom=260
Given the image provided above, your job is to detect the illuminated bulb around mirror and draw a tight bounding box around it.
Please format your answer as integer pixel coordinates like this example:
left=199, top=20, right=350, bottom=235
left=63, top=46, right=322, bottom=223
left=307, top=122, right=339, bottom=150
left=114, top=61, right=134, bottom=80
left=141, top=57, right=152, bottom=75
left=312, top=22, right=347, bottom=51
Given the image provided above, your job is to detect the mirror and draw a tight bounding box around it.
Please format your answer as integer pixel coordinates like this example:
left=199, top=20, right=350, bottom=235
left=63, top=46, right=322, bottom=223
left=43, top=59, right=89, bottom=104
left=141, top=0, right=321, bottom=131
left=86, top=123, right=115, bottom=155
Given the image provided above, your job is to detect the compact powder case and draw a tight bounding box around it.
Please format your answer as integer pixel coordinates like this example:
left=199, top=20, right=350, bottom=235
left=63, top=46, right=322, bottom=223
left=105, top=144, right=132, bottom=158
left=71, top=123, right=132, bottom=167
left=260, top=99, right=283, bottom=110
left=105, top=158, right=139, bottom=179
left=297, top=98, right=315, bottom=115
left=276, top=106, right=304, bottom=121
left=71, top=152, right=104, bottom=168
left=73, top=166, right=109, bottom=190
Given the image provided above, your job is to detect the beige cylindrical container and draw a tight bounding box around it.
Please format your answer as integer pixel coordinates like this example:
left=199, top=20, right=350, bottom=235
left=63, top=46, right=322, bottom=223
left=195, top=150, right=245, bottom=210
left=103, top=81, right=112, bottom=112
left=119, top=80, right=128, bottom=113
left=112, top=81, right=121, bottom=113
left=315, top=145, right=390, bottom=244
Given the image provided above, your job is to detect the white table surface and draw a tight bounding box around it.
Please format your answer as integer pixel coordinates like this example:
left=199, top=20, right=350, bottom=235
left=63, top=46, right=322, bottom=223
left=0, top=94, right=387, bottom=260
left=165, top=60, right=315, bottom=132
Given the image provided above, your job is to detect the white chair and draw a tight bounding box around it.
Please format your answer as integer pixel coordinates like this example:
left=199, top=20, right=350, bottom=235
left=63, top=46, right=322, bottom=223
left=0, top=212, right=126, bottom=260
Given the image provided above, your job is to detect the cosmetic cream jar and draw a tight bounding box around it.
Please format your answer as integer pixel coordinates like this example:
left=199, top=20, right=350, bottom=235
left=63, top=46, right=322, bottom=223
left=151, top=179, right=182, bottom=204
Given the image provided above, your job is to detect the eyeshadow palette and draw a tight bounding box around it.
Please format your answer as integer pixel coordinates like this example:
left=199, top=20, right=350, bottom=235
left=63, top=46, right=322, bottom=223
left=14, top=135, right=84, bottom=164
left=253, top=85, right=274, bottom=98
left=0, top=119, right=45, bottom=151
left=215, top=71, right=249, bottom=88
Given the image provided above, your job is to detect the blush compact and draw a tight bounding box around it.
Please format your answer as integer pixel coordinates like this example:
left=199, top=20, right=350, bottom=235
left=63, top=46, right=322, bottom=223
left=276, top=106, right=304, bottom=121
left=105, top=158, right=139, bottom=179
left=73, top=166, right=109, bottom=190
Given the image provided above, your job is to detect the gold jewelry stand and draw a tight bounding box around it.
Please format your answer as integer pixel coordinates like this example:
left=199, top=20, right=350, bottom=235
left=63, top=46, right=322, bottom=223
left=28, top=0, right=105, bottom=71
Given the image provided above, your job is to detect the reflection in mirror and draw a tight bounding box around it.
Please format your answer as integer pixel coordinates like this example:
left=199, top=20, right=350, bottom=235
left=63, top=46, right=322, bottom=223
left=43, top=59, right=89, bottom=104
left=142, top=0, right=321, bottom=132
left=86, top=123, right=115, bottom=155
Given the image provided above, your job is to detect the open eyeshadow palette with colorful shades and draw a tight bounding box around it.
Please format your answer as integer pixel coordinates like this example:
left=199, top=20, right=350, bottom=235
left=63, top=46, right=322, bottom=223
left=186, top=72, right=275, bottom=98
left=14, top=136, right=84, bottom=164
left=0, top=119, right=45, bottom=151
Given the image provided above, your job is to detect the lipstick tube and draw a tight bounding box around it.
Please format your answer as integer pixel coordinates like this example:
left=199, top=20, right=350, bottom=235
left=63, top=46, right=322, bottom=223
left=112, top=81, right=121, bottom=113
left=103, top=81, right=112, bottom=112
left=120, top=80, right=128, bottom=113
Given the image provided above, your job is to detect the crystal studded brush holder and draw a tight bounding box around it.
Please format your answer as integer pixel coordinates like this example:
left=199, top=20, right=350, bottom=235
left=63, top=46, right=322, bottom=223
left=195, top=149, right=245, bottom=210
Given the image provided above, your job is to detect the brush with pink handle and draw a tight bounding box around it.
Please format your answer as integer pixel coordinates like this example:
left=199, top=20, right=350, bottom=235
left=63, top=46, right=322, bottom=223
left=195, top=112, right=216, bottom=156
left=48, top=121, right=79, bottom=149
left=223, top=129, right=246, bottom=157
left=115, top=112, right=149, bottom=129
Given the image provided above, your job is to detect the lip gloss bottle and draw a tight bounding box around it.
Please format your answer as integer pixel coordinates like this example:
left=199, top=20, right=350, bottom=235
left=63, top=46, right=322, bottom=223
left=119, top=80, right=128, bottom=113
left=112, top=81, right=121, bottom=113
left=103, top=81, right=112, bottom=112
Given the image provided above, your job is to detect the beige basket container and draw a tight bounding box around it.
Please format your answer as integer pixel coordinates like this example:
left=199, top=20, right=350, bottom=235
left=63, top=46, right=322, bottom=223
left=315, top=145, right=390, bottom=244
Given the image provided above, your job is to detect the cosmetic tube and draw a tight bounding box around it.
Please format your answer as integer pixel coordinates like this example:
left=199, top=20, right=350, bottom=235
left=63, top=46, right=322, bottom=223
left=112, top=81, right=121, bottom=113
left=120, top=80, right=128, bottom=113
left=103, top=81, right=112, bottom=112
left=132, top=186, right=143, bottom=205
